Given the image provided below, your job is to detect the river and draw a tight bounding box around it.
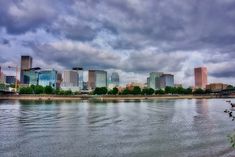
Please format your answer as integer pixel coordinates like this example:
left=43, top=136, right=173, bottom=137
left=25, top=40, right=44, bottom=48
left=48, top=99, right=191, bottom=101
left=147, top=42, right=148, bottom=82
left=0, top=99, right=234, bottom=157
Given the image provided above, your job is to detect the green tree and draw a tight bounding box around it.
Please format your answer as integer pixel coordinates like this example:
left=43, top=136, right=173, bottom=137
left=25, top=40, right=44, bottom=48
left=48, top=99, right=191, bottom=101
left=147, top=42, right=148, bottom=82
left=34, top=85, right=44, bottom=94
left=19, top=87, right=33, bottom=94
left=122, top=88, right=130, bottom=95
left=64, top=90, right=73, bottom=95
left=44, top=86, right=53, bottom=94
left=185, top=88, right=192, bottom=94
left=112, top=87, right=119, bottom=95
left=155, top=89, right=165, bottom=95
left=142, top=88, right=155, bottom=95
left=165, top=86, right=173, bottom=94
left=193, top=88, right=205, bottom=95
left=176, top=87, right=185, bottom=94
left=93, top=87, right=108, bottom=95
left=227, top=85, right=234, bottom=90
left=132, top=86, right=142, bottom=95
left=108, top=90, right=113, bottom=95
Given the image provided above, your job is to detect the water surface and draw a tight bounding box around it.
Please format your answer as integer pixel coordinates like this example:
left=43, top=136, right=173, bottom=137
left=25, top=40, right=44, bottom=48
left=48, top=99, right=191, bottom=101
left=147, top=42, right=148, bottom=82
left=0, top=99, right=234, bottom=157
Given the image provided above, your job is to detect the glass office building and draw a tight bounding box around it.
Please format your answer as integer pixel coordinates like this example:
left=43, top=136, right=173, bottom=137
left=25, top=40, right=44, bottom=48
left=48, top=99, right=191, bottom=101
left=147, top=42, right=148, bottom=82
left=160, top=74, right=174, bottom=89
left=149, top=72, right=163, bottom=90
left=88, top=70, right=107, bottom=90
left=23, top=70, right=39, bottom=85
left=38, top=70, right=57, bottom=89
left=96, top=71, right=107, bottom=88
left=110, top=72, right=120, bottom=86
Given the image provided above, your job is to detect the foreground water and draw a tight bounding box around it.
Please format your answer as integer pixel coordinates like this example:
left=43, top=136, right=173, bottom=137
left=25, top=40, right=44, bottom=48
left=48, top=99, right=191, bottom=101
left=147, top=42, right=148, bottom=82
left=0, top=99, right=235, bottom=157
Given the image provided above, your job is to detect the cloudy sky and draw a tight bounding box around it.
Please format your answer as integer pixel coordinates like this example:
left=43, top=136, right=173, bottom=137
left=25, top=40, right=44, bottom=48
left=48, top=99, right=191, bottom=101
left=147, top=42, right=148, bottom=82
left=0, top=0, right=235, bottom=86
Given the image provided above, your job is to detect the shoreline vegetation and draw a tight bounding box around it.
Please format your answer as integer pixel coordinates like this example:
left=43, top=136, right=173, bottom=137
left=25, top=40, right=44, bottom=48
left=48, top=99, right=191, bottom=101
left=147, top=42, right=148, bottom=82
left=0, top=94, right=234, bottom=101
left=1, top=84, right=234, bottom=101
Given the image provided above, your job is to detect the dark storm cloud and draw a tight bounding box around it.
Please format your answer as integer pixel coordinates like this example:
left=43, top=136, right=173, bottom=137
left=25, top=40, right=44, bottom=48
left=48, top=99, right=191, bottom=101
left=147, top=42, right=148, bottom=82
left=29, top=41, right=121, bottom=70
left=1, top=0, right=235, bottom=84
left=0, top=0, right=63, bottom=34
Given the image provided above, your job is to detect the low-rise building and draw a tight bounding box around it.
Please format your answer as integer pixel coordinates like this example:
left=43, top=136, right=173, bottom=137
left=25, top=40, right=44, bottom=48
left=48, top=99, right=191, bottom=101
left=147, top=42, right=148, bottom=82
left=206, top=83, right=228, bottom=92
left=5, top=76, right=16, bottom=84
left=126, top=82, right=145, bottom=90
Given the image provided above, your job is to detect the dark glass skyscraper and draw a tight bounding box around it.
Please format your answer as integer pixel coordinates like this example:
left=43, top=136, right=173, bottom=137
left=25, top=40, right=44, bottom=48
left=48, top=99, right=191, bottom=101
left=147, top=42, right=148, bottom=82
left=20, top=56, right=32, bottom=83
left=111, top=72, right=120, bottom=86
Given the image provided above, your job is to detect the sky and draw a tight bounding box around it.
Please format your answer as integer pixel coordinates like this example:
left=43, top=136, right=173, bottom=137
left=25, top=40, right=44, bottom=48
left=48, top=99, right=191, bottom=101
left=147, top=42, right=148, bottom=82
left=0, top=0, right=235, bottom=86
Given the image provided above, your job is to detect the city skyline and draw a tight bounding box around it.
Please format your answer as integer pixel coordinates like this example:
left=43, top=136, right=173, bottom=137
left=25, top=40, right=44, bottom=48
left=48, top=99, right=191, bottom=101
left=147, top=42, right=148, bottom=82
left=0, top=0, right=235, bottom=86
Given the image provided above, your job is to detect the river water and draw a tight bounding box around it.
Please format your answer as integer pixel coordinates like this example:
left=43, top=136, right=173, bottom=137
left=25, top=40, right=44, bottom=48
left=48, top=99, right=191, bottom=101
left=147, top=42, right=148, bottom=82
left=0, top=99, right=235, bottom=157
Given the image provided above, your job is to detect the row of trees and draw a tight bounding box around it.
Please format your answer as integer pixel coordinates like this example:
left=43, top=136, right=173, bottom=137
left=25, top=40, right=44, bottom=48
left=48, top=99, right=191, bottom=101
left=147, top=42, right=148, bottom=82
left=19, top=85, right=73, bottom=95
left=93, top=86, right=207, bottom=95
left=18, top=85, right=208, bottom=95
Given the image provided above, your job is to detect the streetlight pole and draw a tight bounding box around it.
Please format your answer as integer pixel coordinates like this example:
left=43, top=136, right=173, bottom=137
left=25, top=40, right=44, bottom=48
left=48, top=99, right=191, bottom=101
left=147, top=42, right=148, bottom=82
left=8, top=65, right=19, bottom=92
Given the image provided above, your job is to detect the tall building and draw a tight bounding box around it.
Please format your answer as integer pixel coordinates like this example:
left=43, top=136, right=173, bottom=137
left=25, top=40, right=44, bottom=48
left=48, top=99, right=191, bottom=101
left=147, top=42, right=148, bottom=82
left=38, top=70, right=57, bottom=89
left=62, top=70, right=79, bottom=87
left=110, top=72, right=120, bottom=86
left=194, top=67, right=208, bottom=89
left=160, top=74, right=174, bottom=89
left=149, top=72, right=163, bottom=90
left=72, top=67, right=83, bottom=90
left=20, top=56, right=33, bottom=83
left=88, top=70, right=107, bottom=90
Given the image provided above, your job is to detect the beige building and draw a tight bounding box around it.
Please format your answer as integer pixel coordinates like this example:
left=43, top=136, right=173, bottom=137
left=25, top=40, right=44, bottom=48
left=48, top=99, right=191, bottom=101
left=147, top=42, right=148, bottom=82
left=61, top=70, right=79, bottom=87
left=206, top=83, right=228, bottom=92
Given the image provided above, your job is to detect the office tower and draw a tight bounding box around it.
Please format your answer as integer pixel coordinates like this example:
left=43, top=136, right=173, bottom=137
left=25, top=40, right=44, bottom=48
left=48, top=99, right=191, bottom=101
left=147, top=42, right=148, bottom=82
left=72, top=67, right=83, bottom=90
left=149, top=72, right=163, bottom=90
left=159, top=74, right=174, bottom=89
left=110, top=72, right=120, bottom=86
left=20, top=56, right=33, bottom=83
left=5, top=76, right=16, bottom=84
left=194, top=67, right=208, bottom=89
left=38, top=70, right=57, bottom=89
left=62, top=70, right=79, bottom=87
left=88, top=70, right=107, bottom=90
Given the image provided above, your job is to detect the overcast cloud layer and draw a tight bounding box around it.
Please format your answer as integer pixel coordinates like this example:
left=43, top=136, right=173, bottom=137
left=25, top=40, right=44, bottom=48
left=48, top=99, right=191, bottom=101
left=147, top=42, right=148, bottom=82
left=0, top=0, right=235, bottom=86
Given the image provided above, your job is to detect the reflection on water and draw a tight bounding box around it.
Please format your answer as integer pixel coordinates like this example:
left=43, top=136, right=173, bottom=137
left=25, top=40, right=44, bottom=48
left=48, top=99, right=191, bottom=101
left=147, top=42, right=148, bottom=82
left=0, top=99, right=234, bottom=157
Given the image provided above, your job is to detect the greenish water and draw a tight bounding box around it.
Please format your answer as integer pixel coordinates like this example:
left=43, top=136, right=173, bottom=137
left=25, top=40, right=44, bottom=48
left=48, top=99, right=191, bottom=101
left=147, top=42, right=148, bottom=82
left=0, top=99, right=234, bottom=157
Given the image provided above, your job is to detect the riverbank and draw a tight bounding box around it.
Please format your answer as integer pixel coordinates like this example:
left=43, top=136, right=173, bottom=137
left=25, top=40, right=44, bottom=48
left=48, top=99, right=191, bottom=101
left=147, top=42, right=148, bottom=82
left=0, top=94, right=234, bottom=101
